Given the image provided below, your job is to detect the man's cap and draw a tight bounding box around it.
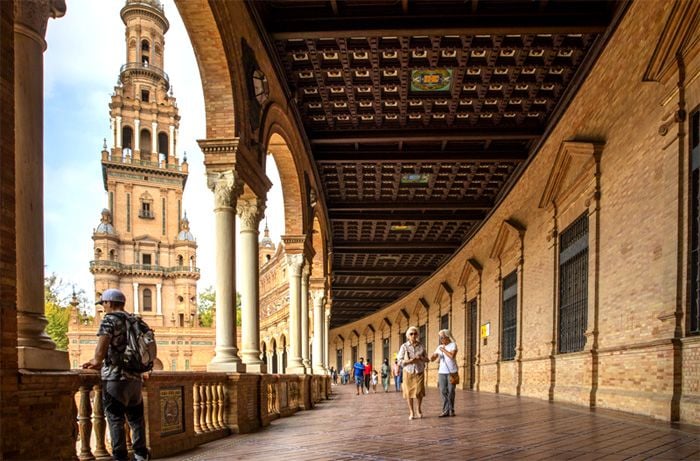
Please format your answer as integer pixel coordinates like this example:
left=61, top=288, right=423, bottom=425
left=97, top=288, right=126, bottom=304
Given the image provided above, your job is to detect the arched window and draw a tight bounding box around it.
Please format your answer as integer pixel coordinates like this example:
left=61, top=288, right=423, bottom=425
left=177, top=255, right=184, bottom=266
left=143, top=288, right=152, bottom=312
left=122, top=126, right=133, bottom=150
left=95, top=248, right=102, bottom=260
left=109, top=249, right=116, bottom=261
left=158, top=132, right=168, bottom=158
left=140, top=129, right=152, bottom=158
left=141, top=39, right=150, bottom=66
left=190, top=256, right=195, bottom=269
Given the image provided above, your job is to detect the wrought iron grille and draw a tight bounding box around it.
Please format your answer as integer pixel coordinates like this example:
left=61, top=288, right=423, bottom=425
left=559, top=213, right=589, bottom=352
left=691, top=110, right=700, bottom=334
left=469, top=298, right=477, bottom=389
left=366, top=341, right=374, bottom=366
left=501, top=271, right=517, bottom=361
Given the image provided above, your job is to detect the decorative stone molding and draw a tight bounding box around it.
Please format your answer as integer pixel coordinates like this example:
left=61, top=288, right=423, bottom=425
left=14, top=0, right=66, bottom=41
left=285, top=253, right=305, bottom=276
left=207, top=170, right=243, bottom=209
left=434, top=280, right=453, bottom=305
left=236, top=197, right=265, bottom=230
left=539, top=141, right=603, bottom=210
left=311, top=289, right=325, bottom=306
left=458, top=258, right=483, bottom=287
left=490, top=219, right=526, bottom=264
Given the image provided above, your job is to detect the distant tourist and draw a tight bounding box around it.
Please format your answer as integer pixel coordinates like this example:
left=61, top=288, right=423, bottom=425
left=353, top=357, right=366, bottom=395
left=392, top=359, right=402, bottom=392
left=371, top=369, right=379, bottom=393
left=363, top=359, right=373, bottom=393
left=381, top=358, right=391, bottom=392
left=431, top=329, right=458, bottom=417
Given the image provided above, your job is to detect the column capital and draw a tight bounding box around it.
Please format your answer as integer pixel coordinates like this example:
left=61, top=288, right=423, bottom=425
left=286, top=253, right=305, bottom=276
left=14, top=0, right=65, bottom=42
left=236, top=197, right=266, bottom=231
left=207, top=170, right=243, bottom=209
left=311, top=289, right=325, bottom=305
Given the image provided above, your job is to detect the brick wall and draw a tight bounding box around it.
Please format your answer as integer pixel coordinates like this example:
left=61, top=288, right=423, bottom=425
left=1, top=1, right=18, bottom=457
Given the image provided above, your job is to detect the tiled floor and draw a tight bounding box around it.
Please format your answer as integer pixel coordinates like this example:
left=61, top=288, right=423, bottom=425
left=159, top=383, right=700, bottom=460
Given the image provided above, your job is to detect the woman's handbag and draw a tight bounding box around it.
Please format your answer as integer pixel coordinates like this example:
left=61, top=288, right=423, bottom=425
left=449, top=372, right=460, bottom=385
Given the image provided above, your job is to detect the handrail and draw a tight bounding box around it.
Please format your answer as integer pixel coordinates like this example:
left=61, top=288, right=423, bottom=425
left=89, top=260, right=200, bottom=274
left=120, top=62, right=169, bottom=85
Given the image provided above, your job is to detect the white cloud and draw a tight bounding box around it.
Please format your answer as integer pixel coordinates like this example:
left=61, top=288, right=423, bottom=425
left=44, top=0, right=286, bottom=302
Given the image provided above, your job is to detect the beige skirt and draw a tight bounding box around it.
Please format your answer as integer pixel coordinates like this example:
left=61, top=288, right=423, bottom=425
left=402, top=371, right=425, bottom=399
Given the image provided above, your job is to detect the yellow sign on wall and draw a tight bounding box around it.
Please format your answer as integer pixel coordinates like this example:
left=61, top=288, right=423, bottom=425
left=480, top=322, right=490, bottom=338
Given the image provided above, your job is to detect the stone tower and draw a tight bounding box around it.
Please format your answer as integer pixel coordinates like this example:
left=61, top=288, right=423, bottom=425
left=90, top=0, right=199, bottom=329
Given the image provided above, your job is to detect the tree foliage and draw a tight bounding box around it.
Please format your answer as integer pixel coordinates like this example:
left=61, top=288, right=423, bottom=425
left=197, top=286, right=242, bottom=327
left=44, top=273, right=92, bottom=351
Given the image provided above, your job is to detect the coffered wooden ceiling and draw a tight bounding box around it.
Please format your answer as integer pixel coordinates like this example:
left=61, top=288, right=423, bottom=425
left=247, top=0, right=627, bottom=328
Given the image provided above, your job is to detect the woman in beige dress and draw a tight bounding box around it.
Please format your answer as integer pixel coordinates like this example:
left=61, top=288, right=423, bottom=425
left=397, top=325, right=430, bottom=420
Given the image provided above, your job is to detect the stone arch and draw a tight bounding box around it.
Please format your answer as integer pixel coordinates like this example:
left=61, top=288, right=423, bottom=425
left=310, top=215, right=326, bottom=279
left=175, top=0, right=238, bottom=139
left=264, top=128, right=305, bottom=235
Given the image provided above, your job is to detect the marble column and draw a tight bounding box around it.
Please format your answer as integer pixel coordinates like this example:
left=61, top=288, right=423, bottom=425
left=237, top=197, right=266, bottom=373
left=156, top=283, right=162, bottom=315
left=134, top=119, right=141, bottom=153
left=311, top=289, right=326, bottom=375
left=151, top=121, right=158, bottom=155
left=300, top=264, right=311, bottom=371
left=115, top=115, right=122, bottom=148
left=286, top=253, right=305, bottom=374
left=15, top=0, right=68, bottom=370
left=132, top=282, right=139, bottom=314
left=206, top=170, right=245, bottom=372
left=324, top=307, right=331, bottom=371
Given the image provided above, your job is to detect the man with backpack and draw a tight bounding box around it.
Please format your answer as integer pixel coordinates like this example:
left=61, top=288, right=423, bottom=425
left=82, top=288, right=152, bottom=461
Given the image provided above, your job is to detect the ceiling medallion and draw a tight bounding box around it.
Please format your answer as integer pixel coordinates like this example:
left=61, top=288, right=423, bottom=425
left=410, top=68, right=453, bottom=92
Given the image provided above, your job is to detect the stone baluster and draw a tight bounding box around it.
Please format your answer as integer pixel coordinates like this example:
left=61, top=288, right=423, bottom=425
left=199, top=385, right=208, bottom=431
left=77, top=386, right=94, bottom=461
left=205, top=384, right=213, bottom=431
left=92, top=384, right=110, bottom=460
left=217, top=383, right=225, bottom=429
left=193, top=383, right=201, bottom=434
left=210, top=383, right=220, bottom=430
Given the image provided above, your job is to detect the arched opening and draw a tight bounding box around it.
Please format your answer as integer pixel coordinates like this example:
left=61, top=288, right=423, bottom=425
left=158, top=131, right=168, bottom=162
left=280, top=335, right=287, bottom=374
left=266, top=132, right=304, bottom=237
left=95, top=248, right=102, bottom=260
left=177, top=255, right=184, bottom=266
left=109, top=249, right=116, bottom=261
left=140, top=129, right=152, bottom=159
left=142, top=288, right=152, bottom=312
left=141, top=39, right=150, bottom=66
left=270, top=339, right=278, bottom=373
left=261, top=342, right=267, bottom=365
left=189, top=256, right=195, bottom=269
left=122, top=126, right=133, bottom=154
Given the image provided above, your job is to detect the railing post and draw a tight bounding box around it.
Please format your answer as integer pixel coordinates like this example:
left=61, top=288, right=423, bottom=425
left=199, top=384, right=208, bottom=431
left=78, top=386, right=95, bottom=461
left=216, top=383, right=225, bottom=429
left=193, top=383, right=202, bottom=434
left=205, top=384, right=213, bottom=431
left=92, top=384, right=110, bottom=460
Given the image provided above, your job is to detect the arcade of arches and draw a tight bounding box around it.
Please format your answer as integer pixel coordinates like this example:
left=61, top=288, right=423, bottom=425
left=1, top=0, right=700, bottom=459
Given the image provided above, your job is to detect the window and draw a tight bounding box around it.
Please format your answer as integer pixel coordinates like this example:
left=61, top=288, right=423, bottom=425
left=141, top=89, right=149, bottom=102
left=382, top=337, right=390, bottom=363
left=366, top=341, right=373, bottom=366
left=122, top=126, right=133, bottom=150
left=170, top=359, right=176, bottom=371
left=140, top=129, right=152, bottom=157
left=440, top=313, right=449, bottom=331
left=469, top=298, right=478, bottom=389
left=179, top=313, right=184, bottom=327
left=185, top=359, right=190, bottom=370
left=177, top=255, right=184, bottom=266
left=158, top=132, right=168, bottom=158
left=142, top=254, right=151, bottom=265
left=139, top=192, right=154, bottom=219
left=558, top=213, right=589, bottom=352
left=126, top=194, right=131, bottom=232
left=419, top=324, right=427, bottom=349
left=161, top=197, right=166, bottom=236
left=336, top=349, right=343, bottom=372
left=501, top=271, right=517, bottom=361
left=691, top=109, right=700, bottom=334
left=142, top=288, right=152, bottom=312
left=351, top=345, right=357, bottom=365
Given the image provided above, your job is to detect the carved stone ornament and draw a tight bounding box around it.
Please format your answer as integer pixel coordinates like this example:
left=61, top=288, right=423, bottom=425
left=236, top=198, right=265, bottom=230
left=286, top=253, right=305, bottom=275
left=14, top=0, right=66, bottom=39
left=207, top=171, right=242, bottom=208
left=311, top=289, right=326, bottom=305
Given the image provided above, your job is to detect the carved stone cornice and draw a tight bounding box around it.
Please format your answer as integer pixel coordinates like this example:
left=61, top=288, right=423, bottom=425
left=236, top=197, right=265, bottom=230
left=207, top=170, right=243, bottom=209
left=286, top=253, right=305, bottom=276
left=198, top=137, right=239, bottom=172
left=311, top=289, right=325, bottom=306
left=14, top=0, right=65, bottom=41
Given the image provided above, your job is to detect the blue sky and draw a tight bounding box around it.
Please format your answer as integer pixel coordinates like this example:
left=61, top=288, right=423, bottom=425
left=43, top=0, right=284, bottom=306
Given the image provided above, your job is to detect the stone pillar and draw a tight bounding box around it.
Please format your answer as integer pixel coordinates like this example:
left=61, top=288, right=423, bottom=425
left=237, top=197, right=266, bottom=373
left=277, top=346, right=284, bottom=374
left=132, top=282, right=139, bottom=314
left=324, top=307, right=331, bottom=371
left=286, top=253, right=305, bottom=374
left=300, top=263, right=311, bottom=371
left=206, top=170, right=245, bottom=372
left=116, top=115, right=122, bottom=148
left=311, top=289, right=326, bottom=375
left=15, top=0, right=68, bottom=370
left=151, top=121, right=158, bottom=155
left=168, top=124, right=175, bottom=158
left=156, top=283, right=162, bottom=315
left=134, top=119, right=141, bottom=153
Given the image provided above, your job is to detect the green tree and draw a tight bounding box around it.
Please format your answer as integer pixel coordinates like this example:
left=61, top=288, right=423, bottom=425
left=44, top=273, right=91, bottom=351
left=197, top=286, right=242, bottom=327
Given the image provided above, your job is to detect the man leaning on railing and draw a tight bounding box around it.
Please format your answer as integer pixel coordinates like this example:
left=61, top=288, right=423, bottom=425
left=82, top=289, right=150, bottom=461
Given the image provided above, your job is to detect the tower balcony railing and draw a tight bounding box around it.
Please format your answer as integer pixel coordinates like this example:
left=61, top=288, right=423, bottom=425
left=90, top=260, right=200, bottom=275
left=120, top=61, right=170, bottom=88
left=103, top=151, right=186, bottom=173
left=125, top=0, right=164, bottom=11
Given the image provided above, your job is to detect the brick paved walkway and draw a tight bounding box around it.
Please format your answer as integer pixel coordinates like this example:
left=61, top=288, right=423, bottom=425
left=159, top=383, right=700, bottom=460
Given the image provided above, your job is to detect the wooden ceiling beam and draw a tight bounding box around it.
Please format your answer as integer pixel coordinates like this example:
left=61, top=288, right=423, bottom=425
left=310, top=130, right=540, bottom=145
left=333, top=241, right=458, bottom=251
left=333, top=284, right=416, bottom=291
left=333, top=246, right=455, bottom=255
left=333, top=268, right=433, bottom=276
left=333, top=297, right=400, bottom=303
left=314, top=150, right=528, bottom=162
left=330, top=210, right=485, bottom=220
left=328, top=200, right=493, bottom=212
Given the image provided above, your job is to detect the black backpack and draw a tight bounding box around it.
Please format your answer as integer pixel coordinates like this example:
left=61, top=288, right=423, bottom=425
left=109, top=312, right=157, bottom=373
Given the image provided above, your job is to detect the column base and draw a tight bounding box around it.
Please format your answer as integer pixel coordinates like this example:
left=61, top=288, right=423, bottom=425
left=313, top=366, right=327, bottom=375
left=302, top=359, right=311, bottom=369
left=18, top=347, right=70, bottom=370
left=244, top=362, right=267, bottom=373
left=207, top=358, right=246, bottom=373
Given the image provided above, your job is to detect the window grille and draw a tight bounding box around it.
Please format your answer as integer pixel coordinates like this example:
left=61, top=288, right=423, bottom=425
left=382, top=338, right=390, bottom=363
left=351, top=346, right=357, bottom=365
left=142, top=288, right=152, bottom=312
left=691, top=109, right=700, bottom=334
left=501, top=271, right=517, bottom=361
left=558, top=213, right=589, bottom=352
left=366, top=341, right=373, bottom=366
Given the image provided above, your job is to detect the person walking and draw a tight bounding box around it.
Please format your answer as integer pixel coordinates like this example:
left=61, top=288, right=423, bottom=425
left=381, top=358, right=391, bottom=392
left=431, top=329, right=459, bottom=417
left=371, top=369, right=379, bottom=393
left=353, top=357, right=366, bottom=395
left=363, top=359, right=373, bottom=394
left=397, top=326, right=430, bottom=420
left=392, top=359, right=402, bottom=392
left=82, top=288, right=150, bottom=461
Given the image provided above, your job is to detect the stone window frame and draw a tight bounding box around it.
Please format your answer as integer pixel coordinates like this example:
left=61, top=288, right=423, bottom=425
left=458, top=258, right=483, bottom=390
